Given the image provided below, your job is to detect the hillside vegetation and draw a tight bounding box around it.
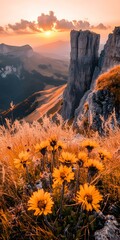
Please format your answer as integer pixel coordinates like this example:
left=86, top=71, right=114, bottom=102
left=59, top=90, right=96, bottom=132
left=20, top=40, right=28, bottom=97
left=96, top=65, right=120, bottom=101
left=0, top=116, right=120, bottom=239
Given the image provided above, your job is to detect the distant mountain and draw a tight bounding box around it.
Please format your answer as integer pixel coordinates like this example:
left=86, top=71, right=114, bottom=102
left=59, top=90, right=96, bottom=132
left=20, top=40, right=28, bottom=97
left=35, top=41, right=70, bottom=59
left=0, top=43, right=33, bottom=57
left=35, top=41, right=104, bottom=59
left=0, top=43, right=69, bottom=112
left=0, top=85, right=66, bottom=124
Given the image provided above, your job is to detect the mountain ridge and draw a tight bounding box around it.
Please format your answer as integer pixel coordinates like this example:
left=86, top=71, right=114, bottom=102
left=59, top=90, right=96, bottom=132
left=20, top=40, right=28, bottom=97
left=0, top=85, right=66, bottom=124
left=0, top=43, right=68, bottom=112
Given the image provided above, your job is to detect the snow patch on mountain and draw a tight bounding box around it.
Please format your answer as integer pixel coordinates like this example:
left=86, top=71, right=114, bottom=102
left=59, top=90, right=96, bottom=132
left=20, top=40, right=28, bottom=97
left=0, top=65, right=20, bottom=78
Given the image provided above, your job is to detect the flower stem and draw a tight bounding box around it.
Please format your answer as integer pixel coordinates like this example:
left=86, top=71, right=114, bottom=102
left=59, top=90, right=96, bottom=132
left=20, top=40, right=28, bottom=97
left=87, top=170, right=91, bottom=183
left=59, top=181, right=65, bottom=218
left=75, top=165, right=80, bottom=193
left=44, top=215, right=55, bottom=233
left=41, top=156, right=45, bottom=172
left=25, top=165, right=30, bottom=183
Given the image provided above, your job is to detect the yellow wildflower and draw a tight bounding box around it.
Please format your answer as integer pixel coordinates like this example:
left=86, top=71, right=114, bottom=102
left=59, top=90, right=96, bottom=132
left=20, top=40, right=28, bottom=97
left=28, top=189, right=54, bottom=216
left=76, top=183, right=103, bottom=211
left=77, top=152, right=88, bottom=167
left=81, top=139, right=99, bottom=152
left=52, top=165, right=74, bottom=186
left=35, top=141, right=49, bottom=155
left=85, top=159, right=104, bottom=175
left=54, top=141, right=66, bottom=151
left=59, top=151, right=77, bottom=165
left=14, top=151, right=30, bottom=168
left=49, top=135, right=58, bottom=148
left=97, top=148, right=112, bottom=160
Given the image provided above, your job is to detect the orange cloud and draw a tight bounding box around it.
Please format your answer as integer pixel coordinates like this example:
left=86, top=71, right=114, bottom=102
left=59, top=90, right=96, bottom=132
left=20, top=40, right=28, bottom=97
left=8, top=19, right=40, bottom=34
left=92, top=23, right=109, bottom=30
left=37, top=11, right=57, bottom=31
left=0, top=26, right=7, bottom=34
left=56, top=19, right=74, bottom=31
left=0, top=11, right=111, bottom=35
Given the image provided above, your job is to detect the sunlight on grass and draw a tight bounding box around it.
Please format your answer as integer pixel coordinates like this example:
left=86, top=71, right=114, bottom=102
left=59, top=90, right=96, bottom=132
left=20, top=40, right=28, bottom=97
left=0, top=116, right=120, bottom=239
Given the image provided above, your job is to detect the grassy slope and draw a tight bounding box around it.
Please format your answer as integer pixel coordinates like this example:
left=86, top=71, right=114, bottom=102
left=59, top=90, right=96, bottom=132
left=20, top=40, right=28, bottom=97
left=0, top=118, right=120, bottom=239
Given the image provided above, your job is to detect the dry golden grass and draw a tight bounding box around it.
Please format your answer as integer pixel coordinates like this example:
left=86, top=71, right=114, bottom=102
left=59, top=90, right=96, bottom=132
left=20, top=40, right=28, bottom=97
left=96, top=65, right=120, bottom=101
left=0, top=117, right=120, bottom=239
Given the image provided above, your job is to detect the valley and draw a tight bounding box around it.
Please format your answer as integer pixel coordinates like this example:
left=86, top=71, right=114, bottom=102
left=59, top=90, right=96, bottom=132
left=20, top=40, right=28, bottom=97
left=0, top=44, right=68, bottom=112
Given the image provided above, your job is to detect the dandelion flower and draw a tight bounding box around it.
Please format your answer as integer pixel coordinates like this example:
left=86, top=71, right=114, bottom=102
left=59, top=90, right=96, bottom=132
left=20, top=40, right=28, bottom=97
left=81, top=139, right=99, bottom=152
left=28, top=189, right=54, bottom=216
left=98, top=148, right=112, bottom=160
left=59, top=151, right=77, bottom=166
left=85, top=159, right=104, bottom=176
left=35, top=141, right=49, bottom=155
left=14, top=151, right=30, bottom=168
left=77, top=152, right=88, bottom=167
left=76, top=183, right=103, bottom=211
left=52, top=165, right=74, bottom=186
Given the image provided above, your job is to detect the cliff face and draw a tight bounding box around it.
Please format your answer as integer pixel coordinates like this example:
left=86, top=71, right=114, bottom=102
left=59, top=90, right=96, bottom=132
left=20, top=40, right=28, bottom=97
left=62, top=30, right=100, bottom=119
left=90, top=27, right=120, bottom=87
left=99, top=27, right=120, bottom=73
left=62, top=27, right=120, bottom=131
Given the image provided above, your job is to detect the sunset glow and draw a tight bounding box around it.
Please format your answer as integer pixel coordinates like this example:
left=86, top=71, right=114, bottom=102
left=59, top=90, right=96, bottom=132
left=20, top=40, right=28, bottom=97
left=44, top=30, right=53, bottom=37
left=0, top=0, right=119, bottom=47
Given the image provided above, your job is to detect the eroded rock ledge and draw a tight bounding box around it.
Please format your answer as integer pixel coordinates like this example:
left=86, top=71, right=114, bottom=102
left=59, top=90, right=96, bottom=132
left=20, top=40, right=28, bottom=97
left=62, top=27, right=120, bottom=131
left=62, top=30, right=100, bottom=120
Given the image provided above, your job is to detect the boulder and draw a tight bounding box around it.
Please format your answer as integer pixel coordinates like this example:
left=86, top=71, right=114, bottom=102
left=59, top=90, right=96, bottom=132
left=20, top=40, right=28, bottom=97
left=94, top=215, right=120, bottom=240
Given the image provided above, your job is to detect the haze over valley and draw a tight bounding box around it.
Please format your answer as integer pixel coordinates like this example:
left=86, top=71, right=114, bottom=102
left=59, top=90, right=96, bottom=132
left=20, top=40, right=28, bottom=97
left=0, top=43, right=69, bottom=113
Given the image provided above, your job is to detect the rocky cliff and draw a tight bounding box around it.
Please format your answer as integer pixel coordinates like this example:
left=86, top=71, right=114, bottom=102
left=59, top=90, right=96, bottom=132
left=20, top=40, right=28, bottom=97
left=98, top=27, right=120, bottom=73
left=62, top=27, right=120, bottom=131
left=62, top=30, right=100, bottom=120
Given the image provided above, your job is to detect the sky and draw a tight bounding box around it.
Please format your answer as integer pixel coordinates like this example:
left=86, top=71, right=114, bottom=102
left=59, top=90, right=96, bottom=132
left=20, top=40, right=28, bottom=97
left=0, top=0, right=120, bottom=47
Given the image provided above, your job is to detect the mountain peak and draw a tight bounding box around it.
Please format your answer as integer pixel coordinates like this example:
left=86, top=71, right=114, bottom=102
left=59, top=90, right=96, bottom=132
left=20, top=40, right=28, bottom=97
left=0, top=43, right=33, bottom=57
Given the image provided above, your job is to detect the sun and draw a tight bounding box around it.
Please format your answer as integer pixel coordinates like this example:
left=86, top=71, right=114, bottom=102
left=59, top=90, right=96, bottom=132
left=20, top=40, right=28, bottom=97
left=44, top=30, right=52, bottom=37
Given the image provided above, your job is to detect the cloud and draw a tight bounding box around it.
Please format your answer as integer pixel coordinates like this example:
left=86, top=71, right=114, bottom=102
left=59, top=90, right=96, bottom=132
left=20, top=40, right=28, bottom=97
left=56, top=19, right=74, bottom=31
left=8, top=19, right=40, bottom=34
left=0, top=11, right=111, bottom=35
left=73, top=20, right=90, bottom=30
left=37, top=11, right=57, bottom=30
left=91, top=23, right=109, bottom=30
left=0, top=26, right=7, bottom=34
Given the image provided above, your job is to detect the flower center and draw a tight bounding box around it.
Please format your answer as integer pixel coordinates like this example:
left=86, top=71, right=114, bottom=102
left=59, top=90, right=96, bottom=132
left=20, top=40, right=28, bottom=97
left=78, top=159, right=83, bottom=166
left=21, top=160, right=27, bottom=167
left=58, top=146, right=62, bottom=150
left=89, top=166, right=98, bottom=176
left=60, top=172, right=66, bottom=180
left=66, top=160, right=71, bottom=164
left=99, top=153, right=104, bottom=160
left=86, top=145, right=94, bottom=152
left=85, top=194, right=93, bottom=204
left=40, top=147, right=47, bottom=155
left=50, top=140, right=57, bottom=147
left=38, top=200, right=46, bottom=210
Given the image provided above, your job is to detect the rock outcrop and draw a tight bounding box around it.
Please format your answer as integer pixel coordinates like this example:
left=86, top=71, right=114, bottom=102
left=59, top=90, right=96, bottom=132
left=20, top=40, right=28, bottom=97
left=98, top=27, right=120, bottom=74
left=62, top=30, right=100, bottom=119
left=62, top=27, right=120, bottom=131
left=94, top=215, right=120, bottom=240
